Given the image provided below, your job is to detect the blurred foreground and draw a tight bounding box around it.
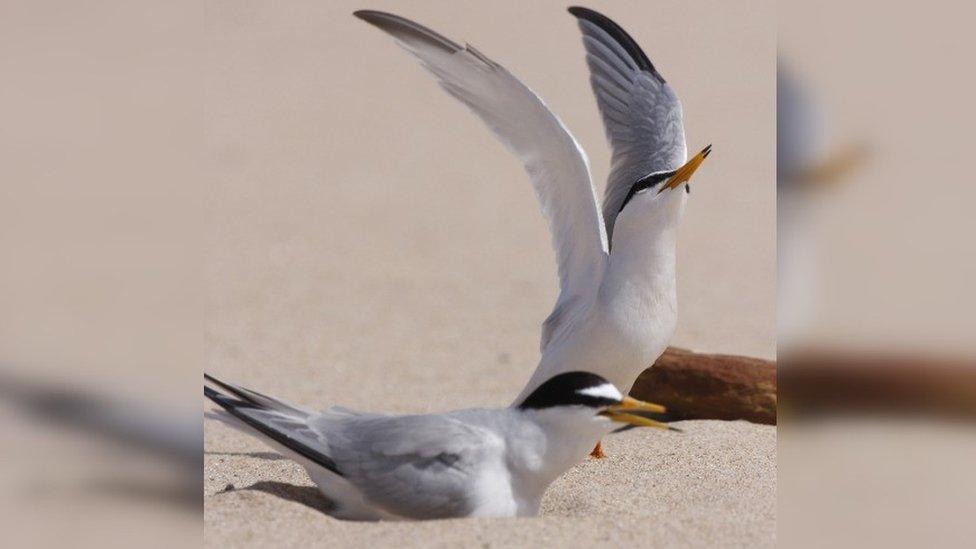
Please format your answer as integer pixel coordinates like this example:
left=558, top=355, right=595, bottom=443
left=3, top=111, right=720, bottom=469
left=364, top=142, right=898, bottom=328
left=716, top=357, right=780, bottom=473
left=1, top=1, right=203, bottom=546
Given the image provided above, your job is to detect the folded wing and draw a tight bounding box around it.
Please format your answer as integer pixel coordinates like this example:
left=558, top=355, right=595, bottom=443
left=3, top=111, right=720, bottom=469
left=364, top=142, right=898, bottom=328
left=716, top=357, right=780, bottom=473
left=321, top=411, right=503, bottom=519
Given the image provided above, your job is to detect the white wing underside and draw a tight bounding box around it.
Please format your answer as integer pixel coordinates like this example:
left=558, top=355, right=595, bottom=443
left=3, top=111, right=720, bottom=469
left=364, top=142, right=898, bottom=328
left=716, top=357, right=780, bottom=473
left=356, top=11, right=608, bottom=353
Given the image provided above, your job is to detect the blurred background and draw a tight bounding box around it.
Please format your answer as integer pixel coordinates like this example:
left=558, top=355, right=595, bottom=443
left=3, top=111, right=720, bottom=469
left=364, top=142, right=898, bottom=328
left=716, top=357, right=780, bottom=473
left=779, top=1, right=976, bottom=547
left=1, top=1, right=202, bottom=547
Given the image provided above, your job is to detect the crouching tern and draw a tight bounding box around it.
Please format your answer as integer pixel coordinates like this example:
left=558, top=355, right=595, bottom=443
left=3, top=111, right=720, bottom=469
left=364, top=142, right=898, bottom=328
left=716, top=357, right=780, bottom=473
left=355, top=8, right=710, bottom=457
left=205, top=371, right=671, bottom=520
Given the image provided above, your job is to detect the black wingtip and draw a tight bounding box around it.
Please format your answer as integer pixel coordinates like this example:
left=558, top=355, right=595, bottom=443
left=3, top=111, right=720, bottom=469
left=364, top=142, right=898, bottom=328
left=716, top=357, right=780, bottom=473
left=352, top=9, right=461, bottom=54
left=703, top=144, right=713, bottom=158
left=567, top=6, right=661, bottom=81
left=352, top=9, right=383, bottom=22
left=352, top=9, right=403, bottom=31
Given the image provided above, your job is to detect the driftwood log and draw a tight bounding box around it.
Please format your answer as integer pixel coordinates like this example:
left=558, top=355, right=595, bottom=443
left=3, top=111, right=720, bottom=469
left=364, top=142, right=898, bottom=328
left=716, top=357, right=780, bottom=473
left=628, top=346, right=777, bottom=425
left=633, top=347, right=976, bottom=424
left=780, top=351, right=976, bottom=419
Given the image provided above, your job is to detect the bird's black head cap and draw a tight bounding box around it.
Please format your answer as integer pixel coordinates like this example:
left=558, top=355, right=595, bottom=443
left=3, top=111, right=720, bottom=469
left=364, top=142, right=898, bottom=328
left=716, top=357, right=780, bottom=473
left=518, top=371, right=623, bottom=410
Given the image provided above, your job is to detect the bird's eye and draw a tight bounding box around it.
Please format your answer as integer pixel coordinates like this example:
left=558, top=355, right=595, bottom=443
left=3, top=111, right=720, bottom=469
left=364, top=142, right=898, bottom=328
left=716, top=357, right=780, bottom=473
left=618, top=172, right=673, bottom=213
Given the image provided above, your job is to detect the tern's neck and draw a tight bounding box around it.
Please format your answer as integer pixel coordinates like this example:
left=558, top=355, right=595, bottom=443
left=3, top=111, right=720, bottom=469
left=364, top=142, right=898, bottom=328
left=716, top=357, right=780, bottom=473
left=600, top=226, right=678, bottom=303
left=505, top=410, right=606, bottom=503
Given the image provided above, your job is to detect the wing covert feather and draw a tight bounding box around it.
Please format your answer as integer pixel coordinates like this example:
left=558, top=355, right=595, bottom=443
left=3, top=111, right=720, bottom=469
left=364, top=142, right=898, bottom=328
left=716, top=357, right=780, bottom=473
left=317, top=412, right=503, bottom=519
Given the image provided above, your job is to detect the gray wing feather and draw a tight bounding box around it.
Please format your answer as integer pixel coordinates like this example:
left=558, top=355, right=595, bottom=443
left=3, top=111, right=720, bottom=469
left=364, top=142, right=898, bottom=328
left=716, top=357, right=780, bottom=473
left=316, top=411, right=502, bottom=519
left=575, top=18, right=687, bottom=242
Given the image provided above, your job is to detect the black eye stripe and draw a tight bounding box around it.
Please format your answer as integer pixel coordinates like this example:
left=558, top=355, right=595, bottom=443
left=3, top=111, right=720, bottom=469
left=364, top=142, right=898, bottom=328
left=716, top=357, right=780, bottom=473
left=618, top=171, right=675, bottom=214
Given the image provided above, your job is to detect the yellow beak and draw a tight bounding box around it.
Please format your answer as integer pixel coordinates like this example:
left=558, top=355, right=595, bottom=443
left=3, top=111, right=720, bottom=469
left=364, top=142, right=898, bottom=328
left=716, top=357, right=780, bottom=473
left=599, top=396, right=673, bottom=430
left=658, top=144, right=712, bottom=194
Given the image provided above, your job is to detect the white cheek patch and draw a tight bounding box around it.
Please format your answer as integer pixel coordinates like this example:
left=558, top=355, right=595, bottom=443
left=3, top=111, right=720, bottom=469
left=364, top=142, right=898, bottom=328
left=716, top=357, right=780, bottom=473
left=577, top=383, right=622, bottom=401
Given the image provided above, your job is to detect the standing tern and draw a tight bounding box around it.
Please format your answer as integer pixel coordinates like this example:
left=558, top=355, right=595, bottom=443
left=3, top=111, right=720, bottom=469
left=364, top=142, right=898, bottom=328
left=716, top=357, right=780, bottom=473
left=355, top=8, right=709, bottom=457
left=205, top=371, right=671, bottom=520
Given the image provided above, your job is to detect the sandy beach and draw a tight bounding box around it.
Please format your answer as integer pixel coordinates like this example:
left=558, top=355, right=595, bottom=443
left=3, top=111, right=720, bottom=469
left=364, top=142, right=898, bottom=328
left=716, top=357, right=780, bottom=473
left=206, top=421, right=775, bottom=547
left=205, top=0, right=776, bottom=546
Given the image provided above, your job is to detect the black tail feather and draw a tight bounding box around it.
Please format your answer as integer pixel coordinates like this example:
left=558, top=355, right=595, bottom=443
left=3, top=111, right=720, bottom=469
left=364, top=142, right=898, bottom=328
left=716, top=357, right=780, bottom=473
left=205, top=374, right=261, bottom=407
left=204, top=373, right=307, bottom=416
left=204, top=378, right=342, bottom=476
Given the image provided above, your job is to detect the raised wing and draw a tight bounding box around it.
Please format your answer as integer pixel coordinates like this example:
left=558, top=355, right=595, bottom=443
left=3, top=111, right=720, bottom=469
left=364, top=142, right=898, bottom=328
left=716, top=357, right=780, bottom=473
left=569, top=7, right=688, bottom=242
left=355, top=10, right=609, bottom=332
left=319, top=411, right=503, bottom=519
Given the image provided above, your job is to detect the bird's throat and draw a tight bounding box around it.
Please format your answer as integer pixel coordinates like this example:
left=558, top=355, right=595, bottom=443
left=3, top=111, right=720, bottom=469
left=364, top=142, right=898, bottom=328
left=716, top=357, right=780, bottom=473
left=600, top=230, right=678, bottom=307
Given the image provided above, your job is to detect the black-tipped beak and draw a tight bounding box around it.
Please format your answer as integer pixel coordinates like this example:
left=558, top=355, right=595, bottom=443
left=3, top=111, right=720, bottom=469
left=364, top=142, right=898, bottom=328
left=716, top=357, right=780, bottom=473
left=598, top=396, right=675, bottom=429
left=658, top=144, right=712, bottom=193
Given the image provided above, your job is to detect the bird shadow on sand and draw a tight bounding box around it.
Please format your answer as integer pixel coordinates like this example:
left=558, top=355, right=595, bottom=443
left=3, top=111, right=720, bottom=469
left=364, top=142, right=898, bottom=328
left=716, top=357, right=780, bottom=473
left=207, top=450, right=341, bottom=516
left=230, top=480, right=339, bottom=515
